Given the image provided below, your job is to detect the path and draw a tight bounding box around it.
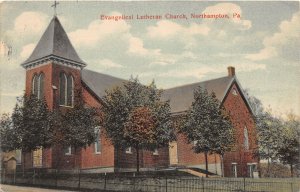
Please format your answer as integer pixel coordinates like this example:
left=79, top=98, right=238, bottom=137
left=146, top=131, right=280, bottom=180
left=0, top=184, right=76, bottom=192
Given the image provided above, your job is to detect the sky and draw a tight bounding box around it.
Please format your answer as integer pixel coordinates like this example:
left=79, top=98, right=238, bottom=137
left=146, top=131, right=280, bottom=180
left=0, top=1, right=299, bottom=117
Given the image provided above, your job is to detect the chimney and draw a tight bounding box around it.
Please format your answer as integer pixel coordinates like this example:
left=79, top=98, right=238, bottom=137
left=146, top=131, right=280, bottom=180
left=227, top=66, right=235, bottom=77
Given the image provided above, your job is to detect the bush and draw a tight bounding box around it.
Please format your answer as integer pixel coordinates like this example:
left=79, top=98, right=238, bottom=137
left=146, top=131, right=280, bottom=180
left=260, top=162, right=292, bottom=178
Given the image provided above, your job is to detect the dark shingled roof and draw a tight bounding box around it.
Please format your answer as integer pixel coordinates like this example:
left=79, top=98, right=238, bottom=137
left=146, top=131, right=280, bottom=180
left=82, top=69, right=126, bottom=98
left=162, top=76, right=234, bottom=113
left=22, top=16, right=85, bottom=66
left=82, top=69, right=234, bottom=113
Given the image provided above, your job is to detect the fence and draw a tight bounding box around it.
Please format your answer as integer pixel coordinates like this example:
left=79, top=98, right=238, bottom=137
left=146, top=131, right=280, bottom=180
left=1, top=169, right=300, bottom=192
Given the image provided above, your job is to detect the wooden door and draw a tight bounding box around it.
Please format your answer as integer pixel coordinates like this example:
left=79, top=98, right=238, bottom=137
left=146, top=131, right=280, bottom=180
left=169, top=141, right=178, bottom=165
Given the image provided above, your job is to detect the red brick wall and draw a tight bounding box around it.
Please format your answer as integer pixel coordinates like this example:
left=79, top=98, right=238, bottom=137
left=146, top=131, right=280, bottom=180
left=51, top=145, right=79, bottom=169
left=80, top=136, right=115, bottom=169
left=82, top=85, right=102, bottom=108
left=222, top=83, right=258, bottom=177
left=115, top=147, right=169, bottom=170
left=176, top=133, right=221, bottom=166
left=142, top=147, right=169, bottom=168
left=79, top=86, right=115, bottom=169
left=42, top=148, right=52, bottom=168
left=115, top=147, right=139, bottom=169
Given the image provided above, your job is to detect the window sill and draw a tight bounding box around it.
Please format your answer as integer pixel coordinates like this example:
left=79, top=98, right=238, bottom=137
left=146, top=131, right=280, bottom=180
left=95, top=152, right=101, bottom=155
left=59, top=105, right=74, bottom=108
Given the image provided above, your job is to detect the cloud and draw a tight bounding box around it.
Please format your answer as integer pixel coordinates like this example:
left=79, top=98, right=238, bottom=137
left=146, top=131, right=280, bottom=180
left=86, top=59, right=124, bottom=72
left=127, top=36, right=160, bottom=56
left=146, top=4, right=252, bottom=51
left=20, top=43, right=35, bottom=59
left=160, top=66, right=218, bottom=79
left=147, top=20, right=210, bottom=40
left=68, top=12, right=131, bottom=48
left=13, top=12, right=49, bottom=36
left=232, top=62, right=266, bottom=72
left=246, top=11, right=300, bottom=62
left=149, top=51, right=196, bottom=66
left=147, top=20, right=183, bottom=39
left=245, top=47, right=277, bottom=61
left=202, top=3, right=252, bottom=30
left=146, top=20, right=212, bottom=50
left=68, top=12, right=161, bottom=60
left=98, top=59, right=123, bottom=68
left=159, top=62, right=266, bottom=79
left=0, top=12, right=50, bottom=73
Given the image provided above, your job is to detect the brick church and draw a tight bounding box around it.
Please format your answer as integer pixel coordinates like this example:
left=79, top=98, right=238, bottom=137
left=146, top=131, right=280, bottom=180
left=21, top=16, right=258, bottom=177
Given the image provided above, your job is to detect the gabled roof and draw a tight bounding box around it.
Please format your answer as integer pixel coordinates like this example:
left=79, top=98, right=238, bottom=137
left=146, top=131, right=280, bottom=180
left=162, top=76, right=234, bottom=113
left=22, top=16, right=85, bottom=68
left=81, top=70, right=239, bottom=113
left=81, top=69, right=126, bottom=99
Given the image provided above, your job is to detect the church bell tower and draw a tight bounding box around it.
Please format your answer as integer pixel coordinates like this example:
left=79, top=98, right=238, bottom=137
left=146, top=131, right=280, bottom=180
left=22, top=16, right=86, bottom=110
left=21, top=16, right=86, bottom=168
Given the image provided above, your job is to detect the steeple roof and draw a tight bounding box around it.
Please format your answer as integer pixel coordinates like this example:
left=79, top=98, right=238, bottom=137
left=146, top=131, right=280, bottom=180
left=22, top=16, right=86, bottom=69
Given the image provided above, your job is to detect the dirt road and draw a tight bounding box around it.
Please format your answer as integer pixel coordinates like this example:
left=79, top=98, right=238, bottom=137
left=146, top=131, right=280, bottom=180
left=0, top=184, right=76, bottom=192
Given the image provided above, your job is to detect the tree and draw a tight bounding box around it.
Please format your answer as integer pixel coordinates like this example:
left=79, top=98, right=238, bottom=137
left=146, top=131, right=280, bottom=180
left=245, top=91, right=283, bottom=176
left=9, top=94, right=51, bottom=174
left=212, top=106, right=234, bottom=177
left=246, top=90, right=300, bottom=177
left=124, top=107, right=156, bottom=172
left=257, top=111, right=283, bottom=176
left=0, top=113, right=20, bottom=152
left=181, top=87, right=233, bottom=177
left=277, top=113, right=300, bottom=177
left=102, top=77, right=174, bottom=172
left=7, top=91, right=100, bottom=170
left=11, top=94, right=52, bottom=152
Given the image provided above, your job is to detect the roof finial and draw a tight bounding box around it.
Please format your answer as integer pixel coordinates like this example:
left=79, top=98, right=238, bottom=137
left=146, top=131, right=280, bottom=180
left=51, top=0, right=59, bottom=16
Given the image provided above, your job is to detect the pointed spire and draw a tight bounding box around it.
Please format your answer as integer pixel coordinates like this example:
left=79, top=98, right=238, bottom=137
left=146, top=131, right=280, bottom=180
left=22, top=16, right=86, bottom=69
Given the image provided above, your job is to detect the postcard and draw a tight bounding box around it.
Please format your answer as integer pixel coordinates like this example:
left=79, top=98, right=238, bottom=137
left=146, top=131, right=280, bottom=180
left=0, top=1, right=299, bottom=191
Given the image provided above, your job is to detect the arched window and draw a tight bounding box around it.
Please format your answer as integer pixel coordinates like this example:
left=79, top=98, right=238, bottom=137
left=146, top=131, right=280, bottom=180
left=59, top=72, right=74, bottom=107
left=32, top=74, right=38, bottom=96
left=38, top=73, right=44, bottom=99
left=67, top=75, right=74, bottom=106
left=94, top=127, right=101, bottom=154
left=59, top=72, right=67, bottom=105
left=32, top=73, right=44, bottom=99
left=244, top=127, right=249, bottom=150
